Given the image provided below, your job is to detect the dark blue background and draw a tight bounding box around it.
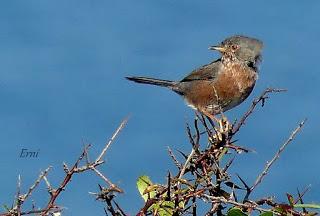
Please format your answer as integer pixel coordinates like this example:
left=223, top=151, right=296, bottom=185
left=0, top=1, right=319, bottom=215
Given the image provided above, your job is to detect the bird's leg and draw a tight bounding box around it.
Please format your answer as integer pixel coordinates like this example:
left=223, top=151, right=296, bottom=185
left=199, top=109, right=220, bottom=123
left=199, top=109, right=232, bottom=142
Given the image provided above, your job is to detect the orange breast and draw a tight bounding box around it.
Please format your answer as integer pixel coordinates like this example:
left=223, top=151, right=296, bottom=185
left=184, top=64, right=257, bottom=114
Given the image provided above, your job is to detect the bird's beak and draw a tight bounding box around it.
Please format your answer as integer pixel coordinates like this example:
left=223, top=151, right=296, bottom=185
left=209, top=45, right=226, bottom=52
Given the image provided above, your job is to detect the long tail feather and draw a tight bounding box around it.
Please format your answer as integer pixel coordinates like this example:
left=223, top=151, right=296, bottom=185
left=126, top=76, right=175, bottom=88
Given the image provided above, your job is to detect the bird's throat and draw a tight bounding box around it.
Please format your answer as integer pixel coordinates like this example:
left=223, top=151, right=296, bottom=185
left=221, top=53, right=237, bottom=67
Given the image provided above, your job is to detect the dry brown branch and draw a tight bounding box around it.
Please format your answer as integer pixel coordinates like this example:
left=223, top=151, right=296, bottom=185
left=178, top=148, right=196, bottom=179
left=96, top=117, right=128, bottom=163
left=0, top=119, right=128, bottom=216
left=40, top=145, right=92, bottom=215
left=232, top=88, right=287, bottom=135
left=134, top=87, right=313, bottom=216
left=1, top=89, right=316, bottom=216
left=167, top=146, right=182, bottom=170
left=15, top=175, right=21, bottom=216
left=250, top=119, right=306, bottom=193
left=23, top=167, right=52, bottom=202
left=41, top=119, right=128, bottom=215
left=202, top=195, right=278, bottom=214
left=11, top=167, right=52, bottom=216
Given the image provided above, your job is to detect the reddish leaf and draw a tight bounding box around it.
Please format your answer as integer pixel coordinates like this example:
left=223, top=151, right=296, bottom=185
left=286, top=193, right=295, bottom=206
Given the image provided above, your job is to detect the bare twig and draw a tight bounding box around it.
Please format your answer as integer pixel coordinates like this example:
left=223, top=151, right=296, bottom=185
left=177, top=122, right=199, bottom=178
left=232, top=88, right=287, bottom=135
left=186, top=123, right=196, bottom=148
left=92, top=167, right=114, bottom=186
left=43, top=175, right=53, bottom=195
left=250, top=119, right=307, bottom=193
left=1, top=119, right=129, bottom=216
left=16, top=175, right=22, bottom=216
left=114, top=200, right=127, bottom=216
left=21, top=167, right=52, bottom=203
left=178, top=148, right=196, bottom=179
left=295, top=185, right=311, bottom=205
left=202, top=194, right=278, bottom=214
left=167, top=146, right=182, bottom=169
left=96, top=118, right=128, bottom=163
left=91, top=167, right=123, bottom=193
left=40, top=145, right=91, bottom=215
left=40, top=119, right=127, bottom=215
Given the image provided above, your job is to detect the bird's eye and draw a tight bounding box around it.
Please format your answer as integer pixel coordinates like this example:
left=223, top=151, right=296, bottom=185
left=231, top=44, right=239, bottom=50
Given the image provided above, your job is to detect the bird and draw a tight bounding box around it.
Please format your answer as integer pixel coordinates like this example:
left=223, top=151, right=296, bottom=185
left=126, top=35, right=263, bottom=119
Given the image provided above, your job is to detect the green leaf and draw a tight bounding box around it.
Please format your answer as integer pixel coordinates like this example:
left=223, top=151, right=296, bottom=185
left=294, top=204, right=320, bottom=209
left=157, top=201, right=175, bottom=216
left=173, top=188, right=189, bottom=195
left=178, top=200, right=185, bottom=209
left=137, top=175, right=156, bottom=202
left=227, top=207, right=248, bottom=216
left=147, top=201, right=174, bottom=216
left=259, top=212, right=273, bottom=216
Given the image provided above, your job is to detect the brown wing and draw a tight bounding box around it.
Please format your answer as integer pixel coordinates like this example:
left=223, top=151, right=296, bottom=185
left=180, top=59, right=222, bottom=82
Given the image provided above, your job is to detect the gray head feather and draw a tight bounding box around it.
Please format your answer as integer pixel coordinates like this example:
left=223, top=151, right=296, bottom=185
left=222, top=35, right=263, bottom=63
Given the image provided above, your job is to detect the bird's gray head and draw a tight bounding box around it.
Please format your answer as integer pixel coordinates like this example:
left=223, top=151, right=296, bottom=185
left=209, top=35, right=263, bottom=64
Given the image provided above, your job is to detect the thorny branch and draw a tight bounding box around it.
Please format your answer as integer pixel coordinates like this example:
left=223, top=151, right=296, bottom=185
left=250, top=119, right=307, bottom=193
left=1, top=88, right=317, bottom=216
left=0, top=119, right=128, bottom=216
left=232, top=88, right=287, bottom=135
left=136, top=88, right=315, bottom=216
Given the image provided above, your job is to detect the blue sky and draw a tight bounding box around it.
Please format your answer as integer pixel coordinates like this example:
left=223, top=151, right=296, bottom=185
left=0, top=1, right=319, bottom=215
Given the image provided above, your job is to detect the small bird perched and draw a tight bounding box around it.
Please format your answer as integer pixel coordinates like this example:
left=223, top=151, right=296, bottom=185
left=126, top=35, right=263, bottom=119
